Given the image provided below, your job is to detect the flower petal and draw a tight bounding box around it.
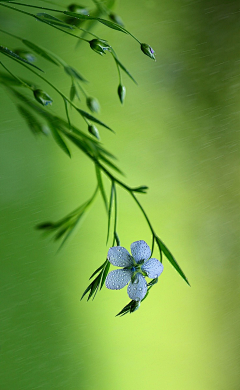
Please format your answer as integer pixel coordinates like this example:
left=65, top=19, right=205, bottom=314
left=127, top=273, right=147, bottom=301
left=105, top=269, right=132, bottom=290
left=141, top=258, right=164, bottom=279
left=107, top=246, right=133, bottom=267
left=130, top=240, right=151, bottom=263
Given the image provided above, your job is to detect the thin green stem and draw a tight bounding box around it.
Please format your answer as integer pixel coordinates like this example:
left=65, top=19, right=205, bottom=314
left=110, top=51, right=121, bottom=84
left=112, top=182, right=117, bottom=246
left=130, top=191, right=156, bottom=237
left=76, top=81, right=88, bottom=98
left=0, top=28, right=20, bottom=41
left=0, top=61, right=32, bottom=90
left=1, top=53, right=92, bottom=125
left=0, top=3, right=89, bottom=43
left=2, top=1, right=141, bottom=44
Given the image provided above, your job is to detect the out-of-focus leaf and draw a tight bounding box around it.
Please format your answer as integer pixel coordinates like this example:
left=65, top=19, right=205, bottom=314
left=64, top=66, right=87, bottom=82
left=48, top=121, right=71, bottom=157
left=17, top=104, right=44, bottom=135
left=0, top=46, right=43, bottom=72
left=36, top=13, right=75, bottom=29
left=22, top=40, right=59, bottom=66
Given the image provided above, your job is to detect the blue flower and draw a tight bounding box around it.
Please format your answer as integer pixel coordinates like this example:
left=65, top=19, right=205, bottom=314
left=105, top=240, right=163, bottom=301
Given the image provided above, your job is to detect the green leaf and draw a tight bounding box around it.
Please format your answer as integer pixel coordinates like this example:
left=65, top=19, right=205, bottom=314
left=22, top=40, right=59, bottom=66
left=36, top=13, right=75, bottom=29
left=64, top=66, right=87, bottom=82
left=0, top=71, right=35, bottom=88
left=0, top=46, right=44, bottom=72
left=48, top=121, right=71, bottom=157
left=155, top=236, right=190, bottom=286
left=95, top=164, right=108, bottom=212
left=76, top=107, right=114, bottom=132
left=106, top=182, right=114, bottom=243
left=17, top=104, right=44, bottom=135
left=100, top=261, right=110, bottom=289
left=113, top=56, right=137, bottom=84
left=64, top=12, right=128, bottom=34
left=89, top=261, right=106, bottom=280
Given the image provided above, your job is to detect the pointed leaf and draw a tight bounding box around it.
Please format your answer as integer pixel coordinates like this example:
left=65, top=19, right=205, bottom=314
left=100, top=261, right=110, bottom=289
left=95, top=164, right=108, bottom=212
left=64, top=66, right=87, bottom=82
left=48, top=122, right=71, bottom=157
left=36, top=13, right=75, bottom=29
left=106, top=182, right=114, bottom=243
left=156, top=236, right=190, bottom=286
left=114, top=57, right=137, bottom=84
left=22, top=39, right=59, bottom=66
left=76, top=107, right=114, bottom=132
left=0, top=46, right=43, bottom=72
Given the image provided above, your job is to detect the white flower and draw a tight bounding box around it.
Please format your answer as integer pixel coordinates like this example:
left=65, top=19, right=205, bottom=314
left=105, top=240, right=164, bottom=301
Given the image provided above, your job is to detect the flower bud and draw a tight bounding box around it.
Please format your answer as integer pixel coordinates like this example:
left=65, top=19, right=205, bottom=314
left=89, top=39, right=110, bottom=55
left=117, top=84, right=126, bottom=104
left=86, top=97, right=100, bottom=113
left=140, top=43, right=156, bottom=60
left=109, top=12, right=124, bottom=27
left=67, top=3, right=89, bottom=15
left=14, top=49, right=35, bottom=63
left=33, top=89, right=53, bottom=106
left=88, top=124, right=100, bottom=140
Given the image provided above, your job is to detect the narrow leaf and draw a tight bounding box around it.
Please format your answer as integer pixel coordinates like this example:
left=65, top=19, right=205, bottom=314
left=89, top=261, right=106, bottom=280
left=95, top=164, right=108, bottom=212
left=64, top=66, right=87, bottom=82
left=36, top=13, right=75, bottom=29
left=76, top=107, right=114, bottom=132
left=106, top=182, right=114, bottom=243
left=0, top=46, right=44, bottom=72
left=22, top=39, right=59, bottom=66
left=100, top=261, right=110, bottom=289
left=17, top=104, right=43, bottom=135
left=48, top=122, right=71, bottom=157
left=156, top=236, right=190, bottom=286
left=113, top=57, right=137, bottom=84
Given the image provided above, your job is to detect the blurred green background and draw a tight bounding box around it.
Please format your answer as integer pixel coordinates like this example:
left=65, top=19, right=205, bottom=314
left=0, top=0, right=239, bottom=389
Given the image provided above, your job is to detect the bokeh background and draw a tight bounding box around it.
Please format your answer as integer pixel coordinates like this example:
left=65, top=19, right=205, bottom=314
left=0, top=0, right=239, bottom=389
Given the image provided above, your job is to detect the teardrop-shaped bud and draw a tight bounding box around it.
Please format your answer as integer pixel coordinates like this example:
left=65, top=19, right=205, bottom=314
left=14, top=49, right=35, bottom=63
left=86, top=97, right=100, bottom=113
left=67, top=3, right=89, bottom=15
left=117, top=84, right=126, bottom=104
left=88, top=124, right=100, bottom=140
left=33, top=89, right=53, bottom=106
left=109, top=13, right=124, bottom=27
left=89, top=39, right=110, bottom=55
left=140, top=43, right=156, bottom=60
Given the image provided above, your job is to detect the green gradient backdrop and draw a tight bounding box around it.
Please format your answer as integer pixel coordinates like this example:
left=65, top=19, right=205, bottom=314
left=0, top=1, right=239, bottom=389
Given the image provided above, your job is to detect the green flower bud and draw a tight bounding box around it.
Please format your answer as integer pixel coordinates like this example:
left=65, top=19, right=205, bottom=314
left=89, top=39, right=110, bottom=55
left=86, top=97, right=100, bottom=113
left=67, top=3, right=89, bottom=15
left=117, top=84, right=126, bottom=104
left=33, top=89, right=53, bottom=106
left=14, top=49, right=35, bottom=63
left=109, top=12, right=124, bottom=27
left=88, top=124, right=100, bottom=140
left=140, top=43, right=156, bottom=60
